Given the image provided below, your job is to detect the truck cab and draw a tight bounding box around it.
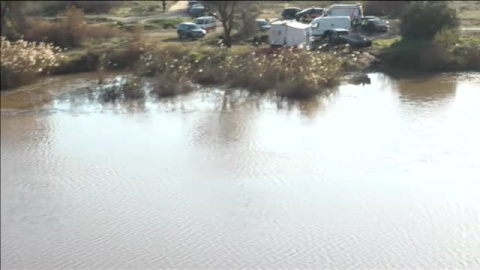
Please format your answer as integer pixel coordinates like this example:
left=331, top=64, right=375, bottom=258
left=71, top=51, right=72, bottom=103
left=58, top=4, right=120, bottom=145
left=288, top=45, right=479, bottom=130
left=309, top=16, right=352, bottom=41
left=325, top=4, right=363, bottom=22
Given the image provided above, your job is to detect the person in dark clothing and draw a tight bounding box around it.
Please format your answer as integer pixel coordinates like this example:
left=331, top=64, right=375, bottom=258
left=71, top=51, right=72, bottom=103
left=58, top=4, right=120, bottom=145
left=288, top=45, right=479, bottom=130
left=162, top=0, right=166, bottom=12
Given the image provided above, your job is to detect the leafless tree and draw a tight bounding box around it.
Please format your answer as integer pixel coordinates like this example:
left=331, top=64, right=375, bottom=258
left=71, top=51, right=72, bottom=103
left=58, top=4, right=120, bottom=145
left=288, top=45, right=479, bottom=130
left=200, top=1, right=257, bottom=48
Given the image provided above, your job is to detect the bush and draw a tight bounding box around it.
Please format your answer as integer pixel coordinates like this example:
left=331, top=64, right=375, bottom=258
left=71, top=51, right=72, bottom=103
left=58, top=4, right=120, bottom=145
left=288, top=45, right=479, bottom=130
left=135, top=44, right=346, bottom=99
left=51, top=50, right=101, bottom=75
left=123, top=76, right=145, bottom=100
left=107, top=42, right=146, bottom=70
left=23, top=6, right=122, bottom=48
left=451, top=44, right=480, bottom=71
left=146, top=18, right=183, bottom=30
left=63, top=4, right=86, bottom=46
left=400, top=1, right=459, bottom=40
left=32, top=1, right=123, bottom=15
left=151, top=74, right=194, bottom=98
left=237, top=5, right=260, bottom=38
left=378, top=39, right=479, bottom=71
left=433, top=28, right=460, bottom=49
left=130, top=24, right=145, bottom=43
left=1, top=37, right=62, bottom=90
left=84, top=24, right=124, bottom=39
left=22, top=5, right=85, bottom=47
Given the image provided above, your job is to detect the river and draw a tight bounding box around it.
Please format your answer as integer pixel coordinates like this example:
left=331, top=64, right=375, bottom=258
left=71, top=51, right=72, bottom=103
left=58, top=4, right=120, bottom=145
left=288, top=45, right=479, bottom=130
left=1, top=72, right=480, bottom=269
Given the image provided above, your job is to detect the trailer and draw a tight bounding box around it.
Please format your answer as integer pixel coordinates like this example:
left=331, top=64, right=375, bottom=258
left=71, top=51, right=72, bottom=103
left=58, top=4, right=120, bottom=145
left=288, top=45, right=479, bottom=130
left=268, top=21, right=311, bottom=48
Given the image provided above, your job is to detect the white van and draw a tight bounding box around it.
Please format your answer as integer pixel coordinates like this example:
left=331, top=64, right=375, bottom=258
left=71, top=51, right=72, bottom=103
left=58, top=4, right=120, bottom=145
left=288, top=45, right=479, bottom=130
left=193, top=16, right=216, bottom=32
left=325, top=4, right=363, bottom=22
left=309, top=16, right=352, bottom=41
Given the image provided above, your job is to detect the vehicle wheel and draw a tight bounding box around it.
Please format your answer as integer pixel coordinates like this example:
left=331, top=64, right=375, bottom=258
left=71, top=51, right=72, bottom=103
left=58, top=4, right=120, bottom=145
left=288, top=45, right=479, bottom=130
left=326, top=32, right=334, bottom=44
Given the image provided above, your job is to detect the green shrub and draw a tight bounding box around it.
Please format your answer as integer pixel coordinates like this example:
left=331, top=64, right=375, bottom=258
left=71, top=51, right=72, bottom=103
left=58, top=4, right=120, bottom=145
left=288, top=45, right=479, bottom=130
left=378, top=39, right=479, bottom=71
left=434, top=28, right=460, bottom=49
left=400, top=1, right=459, bottom=40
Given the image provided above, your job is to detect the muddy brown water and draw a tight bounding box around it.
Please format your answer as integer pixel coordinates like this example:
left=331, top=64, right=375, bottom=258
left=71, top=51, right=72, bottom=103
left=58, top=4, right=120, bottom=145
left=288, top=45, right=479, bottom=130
left=1, top=72, right=480, bottom=269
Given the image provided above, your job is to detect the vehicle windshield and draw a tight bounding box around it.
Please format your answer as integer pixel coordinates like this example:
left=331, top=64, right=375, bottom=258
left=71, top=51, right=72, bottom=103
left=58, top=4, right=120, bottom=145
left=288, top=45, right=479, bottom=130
left=182, top=24, right=200, bottom=30
left=195, top=20, right=205, bottom=24
left=257, top=20, right=268, bottom=26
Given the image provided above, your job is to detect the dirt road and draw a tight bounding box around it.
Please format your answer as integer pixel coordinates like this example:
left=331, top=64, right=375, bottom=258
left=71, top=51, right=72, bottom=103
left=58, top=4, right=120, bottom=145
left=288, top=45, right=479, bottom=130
left=81, top=1, right=189, bottom=24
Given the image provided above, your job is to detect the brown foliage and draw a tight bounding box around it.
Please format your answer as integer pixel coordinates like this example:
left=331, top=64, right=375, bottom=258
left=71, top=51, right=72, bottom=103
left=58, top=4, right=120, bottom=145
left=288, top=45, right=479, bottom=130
left=23, top=6, right=122, bottom=48
left=107, top=42, right=146, bottom=70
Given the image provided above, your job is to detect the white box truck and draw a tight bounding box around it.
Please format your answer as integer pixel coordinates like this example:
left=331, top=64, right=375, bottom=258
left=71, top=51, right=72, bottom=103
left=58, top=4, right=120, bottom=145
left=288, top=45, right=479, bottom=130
left=268, top=21, right=311, bottom=47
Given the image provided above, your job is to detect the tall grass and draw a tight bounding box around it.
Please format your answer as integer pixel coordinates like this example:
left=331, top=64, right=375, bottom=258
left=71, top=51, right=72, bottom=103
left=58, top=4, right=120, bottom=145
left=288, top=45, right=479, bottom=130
left=135, top=44, right=347, bottom=99
left=1, top=37, right=62, bottom=90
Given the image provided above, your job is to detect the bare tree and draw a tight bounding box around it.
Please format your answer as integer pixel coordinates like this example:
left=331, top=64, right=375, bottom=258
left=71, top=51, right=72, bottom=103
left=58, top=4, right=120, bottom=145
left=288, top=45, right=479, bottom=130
left=200, top=1, right=257, bottom=48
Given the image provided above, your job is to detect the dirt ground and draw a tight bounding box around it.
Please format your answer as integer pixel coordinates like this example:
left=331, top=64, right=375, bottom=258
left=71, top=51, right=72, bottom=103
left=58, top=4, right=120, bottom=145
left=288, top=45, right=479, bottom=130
left=450, top=1, right=480, bottom=27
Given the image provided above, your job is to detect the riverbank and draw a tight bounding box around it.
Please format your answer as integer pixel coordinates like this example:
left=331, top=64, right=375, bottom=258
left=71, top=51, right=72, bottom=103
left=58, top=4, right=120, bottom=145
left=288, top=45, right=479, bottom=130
left=1, top=37, right=478, bottom=99
left=366, top=36, right=480, bottom=72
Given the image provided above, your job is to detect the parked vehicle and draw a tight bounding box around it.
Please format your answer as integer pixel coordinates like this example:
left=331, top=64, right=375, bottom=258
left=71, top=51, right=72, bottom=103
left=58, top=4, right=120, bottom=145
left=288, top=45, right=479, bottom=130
left=194, top=16, right=216, bottom=32
left=187, top=0, right=198, bottom=12
left=256, top=19, right=271, bottom=32
left=324, top=4, right=363, bottom=22
left=189, top=4, right=207, bottom=17
left=331, top=30, right=372, bottom=47
left=295, top=7, right=324, bottom=22
left=309, top=16, right=352, bottom=41
left=177, top=22, right=206, bottom=39
left=359, top=16, right=389, bottom=33
left=269, top=20, right=311, bottom=47
left=281, top=7, right=302, bottom=20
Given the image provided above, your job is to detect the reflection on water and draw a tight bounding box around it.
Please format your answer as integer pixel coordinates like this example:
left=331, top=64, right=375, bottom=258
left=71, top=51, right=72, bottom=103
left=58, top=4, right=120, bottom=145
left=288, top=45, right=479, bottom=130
left=395, top=74, right=457, bottom=103
left=1, top=72, right=480, bottom=269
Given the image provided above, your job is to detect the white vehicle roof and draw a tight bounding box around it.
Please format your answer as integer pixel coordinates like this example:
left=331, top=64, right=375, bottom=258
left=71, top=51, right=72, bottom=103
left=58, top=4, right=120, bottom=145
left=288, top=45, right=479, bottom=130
left=195, top=16, right=214, bottom=20
left=271, top=20, right=309, bottom=29
left=271, top=20, right=295, bottom=25
left=287, top=21, right=310, bottom=30
left=329, top=4, right=362, bottom=8
left=312, top=16, right=351, bottom=20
